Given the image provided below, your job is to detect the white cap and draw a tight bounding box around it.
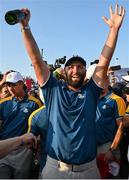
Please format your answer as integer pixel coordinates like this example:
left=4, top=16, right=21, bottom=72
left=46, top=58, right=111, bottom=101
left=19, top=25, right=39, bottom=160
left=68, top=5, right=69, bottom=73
left=6, top=72, right=23, bottom=83
left=86, top=64, right=97, bottom=79
left=122, top=75, right=129, bottom=82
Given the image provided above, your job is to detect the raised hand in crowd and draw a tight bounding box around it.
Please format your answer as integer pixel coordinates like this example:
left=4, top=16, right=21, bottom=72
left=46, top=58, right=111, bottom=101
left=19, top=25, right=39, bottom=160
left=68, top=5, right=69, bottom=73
left=102, top=4, right=125, bottom=29
left=93, top=4, right=125, bottom=89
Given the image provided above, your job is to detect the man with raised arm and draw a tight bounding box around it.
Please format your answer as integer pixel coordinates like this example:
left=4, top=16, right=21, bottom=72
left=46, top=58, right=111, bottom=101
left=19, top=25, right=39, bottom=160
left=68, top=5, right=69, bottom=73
left=18, top=4, right=125, bottom=179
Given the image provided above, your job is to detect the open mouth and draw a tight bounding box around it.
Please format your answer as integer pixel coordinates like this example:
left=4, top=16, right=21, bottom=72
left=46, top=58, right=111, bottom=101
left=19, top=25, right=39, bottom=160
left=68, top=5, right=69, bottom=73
left=72, top=76, right=80, bottom=81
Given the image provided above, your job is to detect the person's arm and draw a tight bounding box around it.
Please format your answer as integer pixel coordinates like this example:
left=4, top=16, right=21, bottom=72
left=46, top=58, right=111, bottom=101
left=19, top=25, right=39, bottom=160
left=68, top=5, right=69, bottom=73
left=123, top=105, right=129, bottom=127
left=104, top=121, right=123, bottom=162
left=123, top=115, right=129, bottom=127
left=110, top=121, right=123, bottom=150
left=93, top=4, right=125, bottom=88
left=0, top=133, right=37, bottom=158
left=104, top=96, right=126, bottom=161
left=20, top=8, right=50, bottom=87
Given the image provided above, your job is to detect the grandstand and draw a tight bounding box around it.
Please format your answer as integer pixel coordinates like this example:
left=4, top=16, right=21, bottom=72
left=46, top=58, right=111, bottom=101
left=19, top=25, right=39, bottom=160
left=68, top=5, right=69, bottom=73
left=114, top=67, right=129, bottom=81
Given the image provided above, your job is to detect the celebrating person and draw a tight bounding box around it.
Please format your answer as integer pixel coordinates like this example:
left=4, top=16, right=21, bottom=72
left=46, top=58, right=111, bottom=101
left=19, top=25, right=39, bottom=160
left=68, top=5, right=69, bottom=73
left=14, top=4, right=126, bottom=178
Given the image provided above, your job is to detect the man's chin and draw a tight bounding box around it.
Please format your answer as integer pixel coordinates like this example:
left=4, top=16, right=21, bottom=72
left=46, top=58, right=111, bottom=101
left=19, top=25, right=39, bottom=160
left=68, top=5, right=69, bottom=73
left=67, top=77, right=84, bottom=88
left=70, top=82, right=83, bottom=88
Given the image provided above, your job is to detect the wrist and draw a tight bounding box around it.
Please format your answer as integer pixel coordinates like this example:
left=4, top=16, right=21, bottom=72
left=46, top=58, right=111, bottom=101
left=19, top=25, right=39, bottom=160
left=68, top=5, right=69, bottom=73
left=19, top=136, right=25, bottom=146
left=109, top=147, right=116, bottom=155
left=21, top=25, right=30, bottom=32
left=110, top=27, right=119, bottom=34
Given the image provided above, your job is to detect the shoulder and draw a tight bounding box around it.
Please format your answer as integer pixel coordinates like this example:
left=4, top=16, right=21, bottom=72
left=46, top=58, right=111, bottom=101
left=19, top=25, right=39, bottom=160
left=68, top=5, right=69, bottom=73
left=110, top=93, right=125, bottom=104
left=87, top=78, right=103, bottom=89
left=41, top=74, right=60, bottom=89
left=28, top=106, right=45, bottom=132
left=84, top=78, right=103, bottom=96
left=28, top=95, right=42, bottom=107
left=0, top=96, right=13, bottom=104
left=110, top=93, right=126, bottom=116
left=30, top=106, right=45, bottom=119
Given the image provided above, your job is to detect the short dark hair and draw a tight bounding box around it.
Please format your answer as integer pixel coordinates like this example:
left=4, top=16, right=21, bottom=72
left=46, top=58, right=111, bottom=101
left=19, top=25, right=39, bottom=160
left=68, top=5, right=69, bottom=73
left=123, top=86, right=129, bottom=95
left=112, top=82, right=126, bottom=97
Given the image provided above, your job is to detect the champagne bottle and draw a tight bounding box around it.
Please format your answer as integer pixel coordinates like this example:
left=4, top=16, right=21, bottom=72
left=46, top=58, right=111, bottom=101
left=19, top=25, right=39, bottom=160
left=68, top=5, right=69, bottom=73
left=5, top=9, right=26, bottom=25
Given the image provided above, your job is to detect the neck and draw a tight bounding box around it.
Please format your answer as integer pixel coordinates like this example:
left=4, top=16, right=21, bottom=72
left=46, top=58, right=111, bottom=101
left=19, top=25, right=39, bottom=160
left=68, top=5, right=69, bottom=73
left=68, top=85, right=81, bottom=92
left=100, top=88, right=109, bottom=98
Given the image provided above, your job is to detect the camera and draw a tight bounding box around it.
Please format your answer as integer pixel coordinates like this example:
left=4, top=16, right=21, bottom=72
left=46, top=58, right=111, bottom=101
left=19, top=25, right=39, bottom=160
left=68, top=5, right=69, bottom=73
left=48, top=56, right=66, bottom=72
left=5, top=9, right=26, bottom=25
left=109, top=65, right=121, bottom=71
left=54, top=56, right=66, bottom=70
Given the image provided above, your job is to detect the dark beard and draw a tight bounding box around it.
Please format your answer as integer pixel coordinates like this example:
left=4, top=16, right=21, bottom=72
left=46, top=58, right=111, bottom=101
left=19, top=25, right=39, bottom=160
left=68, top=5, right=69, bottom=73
left=66, top=75, right=85, bottom=88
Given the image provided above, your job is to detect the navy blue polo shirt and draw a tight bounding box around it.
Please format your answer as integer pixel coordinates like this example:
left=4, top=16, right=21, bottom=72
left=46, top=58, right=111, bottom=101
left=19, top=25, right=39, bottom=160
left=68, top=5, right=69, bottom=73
left=0, top=95, right=42, bottom=139
left=28, top=106, right=48, bottom=172
left=41, top=75, right=102, bottom=164
left=96, top=91, right=126, bottom=145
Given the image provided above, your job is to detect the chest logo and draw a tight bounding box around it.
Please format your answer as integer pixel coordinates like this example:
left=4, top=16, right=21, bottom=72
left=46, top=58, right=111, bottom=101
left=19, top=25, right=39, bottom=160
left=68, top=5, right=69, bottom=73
left=23, top=108, right=29, bottom=113
left=78, top=93, right=85, bottom=99
left=102, top=105, right=107, bottom=109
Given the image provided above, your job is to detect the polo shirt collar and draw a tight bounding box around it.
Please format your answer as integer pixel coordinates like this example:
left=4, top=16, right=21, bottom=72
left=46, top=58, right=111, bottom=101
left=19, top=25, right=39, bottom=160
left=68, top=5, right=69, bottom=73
left=62, top=82, right=83, bottom=93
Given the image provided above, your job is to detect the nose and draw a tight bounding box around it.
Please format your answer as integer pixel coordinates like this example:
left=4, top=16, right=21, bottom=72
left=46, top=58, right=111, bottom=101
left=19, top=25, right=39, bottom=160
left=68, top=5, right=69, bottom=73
left=72, top=65, right=78, bottom=73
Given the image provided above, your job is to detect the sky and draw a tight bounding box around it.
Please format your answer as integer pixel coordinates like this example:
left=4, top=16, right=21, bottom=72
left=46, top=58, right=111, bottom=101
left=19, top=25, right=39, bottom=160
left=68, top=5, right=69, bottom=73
left=0, top=0, right=129, bottom=80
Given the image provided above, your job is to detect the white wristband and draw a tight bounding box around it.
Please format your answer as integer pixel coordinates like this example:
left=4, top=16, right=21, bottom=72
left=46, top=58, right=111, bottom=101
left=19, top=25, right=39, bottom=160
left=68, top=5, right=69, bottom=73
left=21, top=25, right=30, bottom=32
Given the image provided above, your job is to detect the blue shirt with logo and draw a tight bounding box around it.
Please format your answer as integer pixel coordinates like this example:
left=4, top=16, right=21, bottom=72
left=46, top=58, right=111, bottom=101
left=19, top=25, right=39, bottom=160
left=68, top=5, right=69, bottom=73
left=41, top=75, right=102, bottom=164
left=96, top=91, right=126, bottom=145
left=0, top=95, right=42, bottom=139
